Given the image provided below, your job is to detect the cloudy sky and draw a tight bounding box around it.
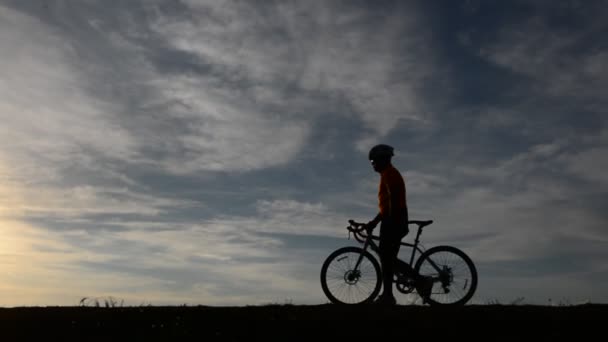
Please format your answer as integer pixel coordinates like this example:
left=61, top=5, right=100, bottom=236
left=1, top=0, right=607, bottom=307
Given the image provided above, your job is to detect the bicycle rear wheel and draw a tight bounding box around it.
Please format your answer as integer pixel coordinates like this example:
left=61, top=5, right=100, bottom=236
left=414, top=245, right=477, bottom=306
left=320, top=246, right=382, bottom=304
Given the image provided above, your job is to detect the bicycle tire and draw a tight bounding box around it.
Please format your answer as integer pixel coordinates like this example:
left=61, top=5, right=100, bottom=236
left=320, top=246, right=382, bottom=304
left=414, top=245, right=477, bottom=306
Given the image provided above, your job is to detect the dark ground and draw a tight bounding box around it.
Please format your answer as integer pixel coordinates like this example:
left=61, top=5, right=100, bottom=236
left=1, top=304, right=605, bottom=340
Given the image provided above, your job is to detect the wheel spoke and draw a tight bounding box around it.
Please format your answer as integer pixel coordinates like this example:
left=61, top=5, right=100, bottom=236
left=414, top=247, right=477, bottom=305
left=321, top=248, right=382, bottom=304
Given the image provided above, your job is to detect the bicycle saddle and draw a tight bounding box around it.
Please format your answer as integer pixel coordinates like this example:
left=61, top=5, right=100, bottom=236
left=408, top=220, right=433, bottom=228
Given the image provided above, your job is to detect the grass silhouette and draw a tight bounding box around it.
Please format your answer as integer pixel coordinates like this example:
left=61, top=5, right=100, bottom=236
left=79, top=296, right=125, bottom=308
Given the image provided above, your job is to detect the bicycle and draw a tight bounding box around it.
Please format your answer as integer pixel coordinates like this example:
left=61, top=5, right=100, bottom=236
left=320, top=219, right=478, bottom=306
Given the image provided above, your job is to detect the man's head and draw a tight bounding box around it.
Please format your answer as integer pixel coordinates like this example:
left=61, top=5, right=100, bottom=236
left=368, top=144, right=394, bottom=173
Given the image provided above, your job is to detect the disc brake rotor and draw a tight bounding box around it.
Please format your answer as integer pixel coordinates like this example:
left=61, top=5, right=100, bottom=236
left=344, top=270, right=360, bottom=285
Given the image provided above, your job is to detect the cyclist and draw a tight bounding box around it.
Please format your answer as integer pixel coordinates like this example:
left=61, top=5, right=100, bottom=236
left=364, top=144, right=433, bottom=305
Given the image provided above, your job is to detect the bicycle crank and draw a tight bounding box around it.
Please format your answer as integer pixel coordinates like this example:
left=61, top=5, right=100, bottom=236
left=395, top=273, right=416, bottom=294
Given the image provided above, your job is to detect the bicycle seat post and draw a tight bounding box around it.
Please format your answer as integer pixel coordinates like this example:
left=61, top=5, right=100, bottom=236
left=408, top=220, right=433, bottom=249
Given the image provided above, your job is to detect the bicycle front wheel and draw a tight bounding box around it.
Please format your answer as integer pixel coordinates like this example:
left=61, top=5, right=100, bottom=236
left=414, top=245, right=478, bottom=306
left=320, top=246, right=382, bottom=304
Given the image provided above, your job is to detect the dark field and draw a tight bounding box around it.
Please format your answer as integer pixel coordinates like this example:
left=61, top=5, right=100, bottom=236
left=2, top=304, right=605, bottom=340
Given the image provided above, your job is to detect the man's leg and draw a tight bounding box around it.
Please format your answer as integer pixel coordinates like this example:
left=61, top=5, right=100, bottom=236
left=378, top=219, right=400, bottom=303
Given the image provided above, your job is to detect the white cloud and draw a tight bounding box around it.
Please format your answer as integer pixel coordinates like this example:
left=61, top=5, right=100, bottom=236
left=146, top=75, right=311, bottom=173
left=560, top=130, right=608, bottom=185
left=287, top=3, right=437, bottom=141
left=414, top=138, right=608, bottom=265
left=0, top=219, right=165, bottom=307
left=0, top=6, right=185, bottom=223
left=153, top=1, right=437, bottom=152
left=1, top=185, right=196, bottom=220
left=476, top=107, right=525, bottom=130
left=562, top=147, right=608, bottom=185
left=404, top=170, right=449, bottom=197
left=0, top=201, right=342, bottom=306
left=0, top=1, right=313, bottom=186
left=0, top=1, right=313, bottom=232
left=253, top=199, right=344, bottom=237
left=477, top=16, right=608, bottom=102
left=0, top=6, right=137, bottom=183
left=0, top=4, right=333, bottom=305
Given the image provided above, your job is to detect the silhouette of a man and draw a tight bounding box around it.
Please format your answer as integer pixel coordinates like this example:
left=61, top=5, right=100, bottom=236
left=365, top=144, right=433, bottom=305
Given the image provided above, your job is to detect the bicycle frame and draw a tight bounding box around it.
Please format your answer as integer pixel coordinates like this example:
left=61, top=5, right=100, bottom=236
left=352, top=223, right=427, bottom=276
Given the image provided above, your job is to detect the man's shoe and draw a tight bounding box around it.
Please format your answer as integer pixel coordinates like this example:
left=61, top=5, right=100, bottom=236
left=417, top=276, right=434, bottom=303
left=373, top=295, right=397, bottom=306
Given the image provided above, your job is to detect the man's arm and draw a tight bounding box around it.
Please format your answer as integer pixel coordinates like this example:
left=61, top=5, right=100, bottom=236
left=366, top=212, right=382, bottom=230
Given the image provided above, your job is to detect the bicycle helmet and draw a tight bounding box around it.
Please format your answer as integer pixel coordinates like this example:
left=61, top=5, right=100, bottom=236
left=368, top=144, right=394, bottom=161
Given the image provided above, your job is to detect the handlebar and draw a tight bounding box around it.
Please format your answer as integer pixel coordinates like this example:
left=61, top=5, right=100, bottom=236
left=347, top=220, right=373, bottom=243
left=347, top=220, right=366, bottom=232
left=346, top=219, right=434, bottom=243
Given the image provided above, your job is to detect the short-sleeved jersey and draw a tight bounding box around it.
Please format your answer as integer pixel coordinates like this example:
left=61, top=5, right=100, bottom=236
left=378, top=164, right=407, bottom=223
